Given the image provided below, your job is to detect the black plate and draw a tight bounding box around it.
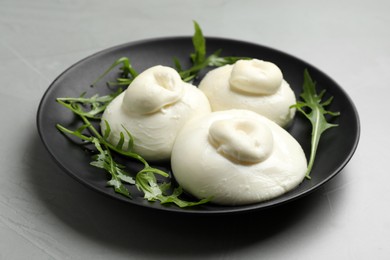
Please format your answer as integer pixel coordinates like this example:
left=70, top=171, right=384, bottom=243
left=36, top=37, right=360, bottom=214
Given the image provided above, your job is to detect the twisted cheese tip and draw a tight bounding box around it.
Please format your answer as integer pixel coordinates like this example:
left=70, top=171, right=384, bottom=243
left=229, top=59, right=283, bottom=95
left=101, top=65, right=211, bottom=161
left=198, top=59, right=296, bottom=127
left=171, top=109, right=307, bottom=205
left=123, top=66, right=184, bottom=114
left=208, top=118, right=273, bottom=164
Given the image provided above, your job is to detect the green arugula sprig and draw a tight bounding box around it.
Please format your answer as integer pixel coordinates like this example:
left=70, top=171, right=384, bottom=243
left=92, top=57, right=139, bottom=87
left=291, top=69, right=340, bottom=179
left=57, top=88, right=123, bottom=119
left=56, top=95, right=209, bottom=207
left=92, top=21, right=247, bottom=86
left=175, top=21, right=248, bottom=82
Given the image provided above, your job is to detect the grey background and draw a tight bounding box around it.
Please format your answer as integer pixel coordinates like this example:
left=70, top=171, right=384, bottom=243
left=0, top=0, right=387, bottom=259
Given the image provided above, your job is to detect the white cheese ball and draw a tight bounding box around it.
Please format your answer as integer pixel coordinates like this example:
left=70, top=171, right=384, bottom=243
left=101, top=65, right=211, bottom=161
left=198, top=59, right=296, bottom=127
left=171, top=109, right=307, bottom=205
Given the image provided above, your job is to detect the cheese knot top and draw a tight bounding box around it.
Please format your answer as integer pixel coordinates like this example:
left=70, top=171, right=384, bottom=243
left=229, top=59, right=283, bottom=95
left=208, top=118, right=274, bottom=164
left=123, top=66, right=184, bottom=114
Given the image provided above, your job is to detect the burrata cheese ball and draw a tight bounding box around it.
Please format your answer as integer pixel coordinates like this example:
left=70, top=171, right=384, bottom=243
left=171, top=109, right=307, bottom=205
left=198, top=59, right=296, bottom=127
left=101, top=65, right=211, bottom=161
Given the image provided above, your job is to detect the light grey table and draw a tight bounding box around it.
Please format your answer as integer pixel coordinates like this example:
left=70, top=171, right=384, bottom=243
left=0, top=0, right=387, bottom=259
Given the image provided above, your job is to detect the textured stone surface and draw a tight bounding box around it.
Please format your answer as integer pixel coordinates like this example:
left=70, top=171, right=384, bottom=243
left=0, top=0, right=388, bottom=259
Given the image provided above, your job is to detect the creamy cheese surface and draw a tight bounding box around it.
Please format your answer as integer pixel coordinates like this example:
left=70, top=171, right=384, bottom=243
left=101, top=65, right=211, bottom=161
left=171, top=109, right=307, bottom=205
left=198, top=59, right=296, bottom=127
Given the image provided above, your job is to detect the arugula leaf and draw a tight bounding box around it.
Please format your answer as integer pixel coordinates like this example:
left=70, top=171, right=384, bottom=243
left=57, top=88, right=122, bottom=119
left=91, top=139, right=135, bottom=198
left=191, top=21, right=206, bottom=65
left=92, top=57, right=138, bottom=87
left=291, top=69, right=340, bottom=179
left=56, top=121, right=134, bottom=198
left=136, top=169, right=210, bottom=207
left=175, top=21, right=249, bottom=82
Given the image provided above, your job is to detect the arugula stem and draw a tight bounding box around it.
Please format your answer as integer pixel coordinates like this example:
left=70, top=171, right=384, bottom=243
left=56, top=124, right=93, bottom=142
left=82, top=113, right=150, bottom=166
left=92, top=57, right=138, bottom=87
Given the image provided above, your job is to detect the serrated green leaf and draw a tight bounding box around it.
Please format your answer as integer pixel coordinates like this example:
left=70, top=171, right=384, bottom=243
left=107, top=178, right=131, bottom=198
left=191, top=21, right=206, bottom=65
left=291, top=69, right=340, bottom=179
left=175, top=21, right=250, bottom=82
left=102, top=120, right=111, bottom=139
left=135, top=169, right=209, bottom=207
left=56, top=88, right=122, bottom=119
